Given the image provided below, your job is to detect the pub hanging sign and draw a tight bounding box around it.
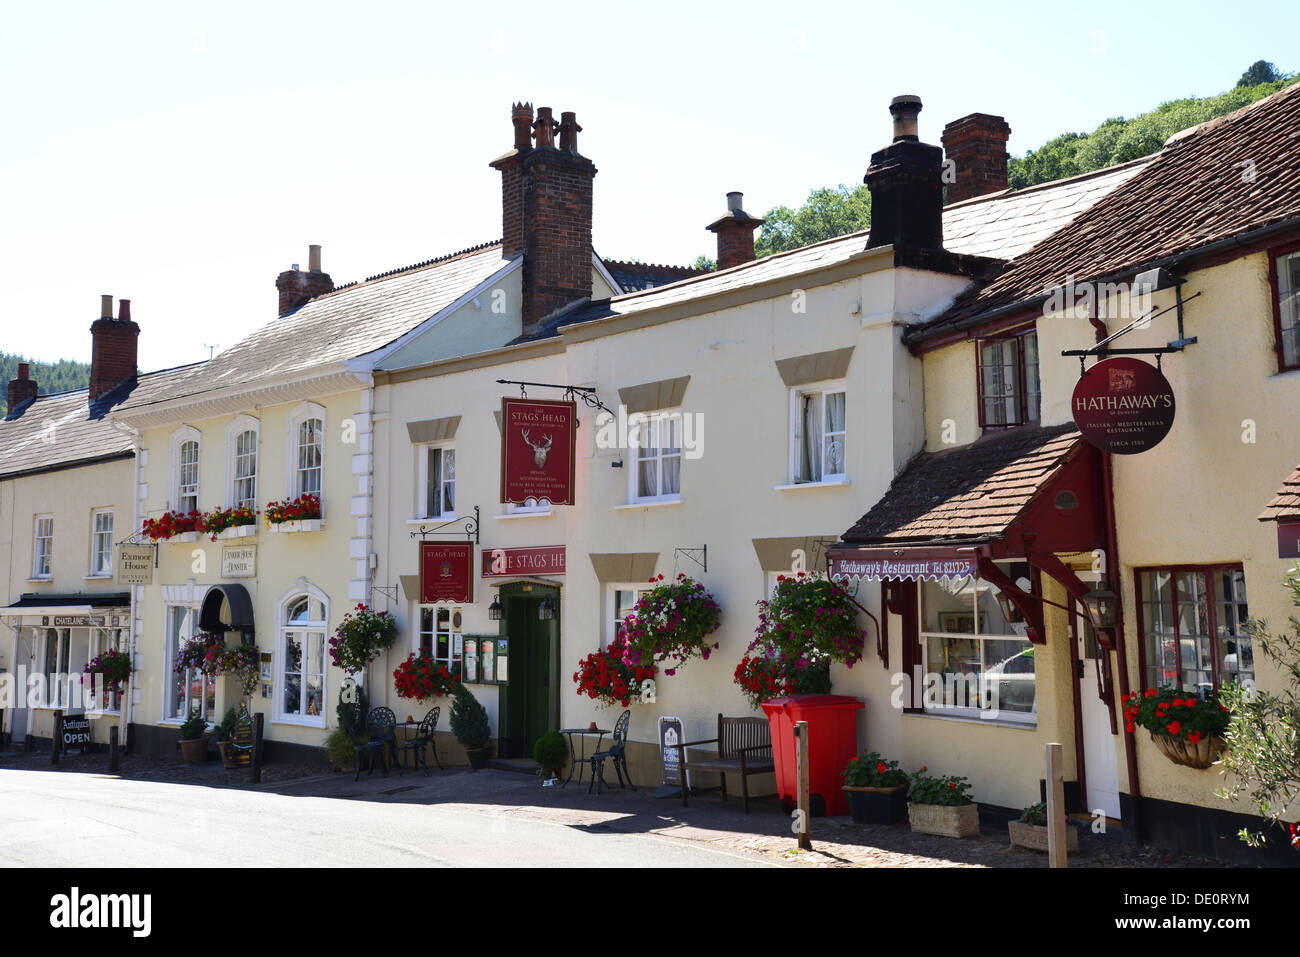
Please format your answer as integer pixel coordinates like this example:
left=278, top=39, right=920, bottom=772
left=500, top=397, right=577, bottom=506
left=419, top=542, right=474, bottom=604
left=1072, top=357, right=1176, bottom=455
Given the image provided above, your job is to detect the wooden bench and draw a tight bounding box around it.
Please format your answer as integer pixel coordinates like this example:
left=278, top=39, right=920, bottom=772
left=673, top=714, right=775, bottom=814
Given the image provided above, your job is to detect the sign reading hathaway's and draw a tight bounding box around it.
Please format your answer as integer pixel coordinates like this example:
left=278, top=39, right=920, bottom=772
left=1071, top=356, right=1176, bottom=455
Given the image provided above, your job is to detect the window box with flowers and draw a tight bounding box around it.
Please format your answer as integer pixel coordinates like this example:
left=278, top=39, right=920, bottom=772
left=907, top=768, right=979, bottom=838
left=734, top=572, right=865, bottom=708
left=842, top=752, right=909, bottom=824
left=264, top=493, right=323, bottom=533
left=142, top=510, right=203, bottom=543
left=329, top=603, right=399, bottom=677
left=202, top=505, right=258, bottom=541
left=572, top=638, right=659, bottom=708
left=1122, top=686, right=1229, bottom=769
left=617, top=574, right=721, bottom=676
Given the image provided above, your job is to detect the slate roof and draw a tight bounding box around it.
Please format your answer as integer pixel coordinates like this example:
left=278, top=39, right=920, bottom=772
left=116, top=242, right=510, bottom=411
left=839, top=424, right=1082, bottom=546
left=604, top=259, right=711, bottom=292
left=1259, top=464, right=1300, bottom=522
left=0, top=363, right=204, bottom=480
left=911, top=81, right=1300, bottom=341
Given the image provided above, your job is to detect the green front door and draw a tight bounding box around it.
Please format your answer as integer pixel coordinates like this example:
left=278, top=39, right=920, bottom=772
left=497, top=583, right=560, bottom=758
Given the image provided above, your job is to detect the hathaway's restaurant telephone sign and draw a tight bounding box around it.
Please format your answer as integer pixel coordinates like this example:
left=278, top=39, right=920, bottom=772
left=1072, top=357, right=1176, bottom=455
left=500, top=397, right=577, bottom=506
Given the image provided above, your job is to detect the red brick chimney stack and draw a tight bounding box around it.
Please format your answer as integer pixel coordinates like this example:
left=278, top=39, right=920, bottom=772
left=707, top=192, right=765, bottom=270
left=89, top=295, right=141, bottom=401
left=275, top=244, right=334, bottom=315
left=941, top=113, right=1012, bottom=203
left=6, top=362, right=38, bottom=412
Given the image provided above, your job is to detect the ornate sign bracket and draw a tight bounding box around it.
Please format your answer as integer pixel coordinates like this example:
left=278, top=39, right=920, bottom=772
left=495, top=379, right=615, bottom=421
left=673, top=544, right=707, bottom=575
left=1061, top=271, right=1201, bottom=374
left=409, top=505, right=480, bottom=544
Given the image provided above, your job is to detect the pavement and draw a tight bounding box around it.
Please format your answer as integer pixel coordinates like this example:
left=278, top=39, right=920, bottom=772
left=0, top=750, right=1229, bottom=867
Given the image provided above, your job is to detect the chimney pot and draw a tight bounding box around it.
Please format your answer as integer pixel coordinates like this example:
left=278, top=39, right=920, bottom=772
left=309, top=244, right=322, bottom=272
left=118, top=299, right=131, bottom=323
left=100, top=294, right=113, bottom=319
left=726, top=191, right=744, bottom=212
left=7, top=361, right=39, bottom=412
left=533, top=107, right=557, bottom=148
left=708, top=192, right=764, bottom=270
left=889, top=94, right=923, bottom=141
left=18, top=363, right=29, bottom=379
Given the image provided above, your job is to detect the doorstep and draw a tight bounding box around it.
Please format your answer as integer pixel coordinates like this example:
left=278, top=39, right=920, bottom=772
left=488, top=757, right=540, bottom=776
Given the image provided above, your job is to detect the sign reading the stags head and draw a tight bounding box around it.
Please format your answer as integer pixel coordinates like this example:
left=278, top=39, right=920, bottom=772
left=419, top=542, right=474, bottom=604
left=500, top=397, right=577, bottom=506
left=1072, top=357, right=1176, bottom=455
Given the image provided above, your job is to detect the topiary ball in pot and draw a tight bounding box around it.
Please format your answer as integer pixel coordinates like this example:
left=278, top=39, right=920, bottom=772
left=450, top=684, right=491, bottom=769
left=533, top=730, right=567, bottom=780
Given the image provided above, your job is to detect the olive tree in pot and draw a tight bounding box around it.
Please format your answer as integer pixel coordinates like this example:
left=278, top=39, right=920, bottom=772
left=450, top=684, right=491, bottom=770
left=178, top=712, right=209, bottom=764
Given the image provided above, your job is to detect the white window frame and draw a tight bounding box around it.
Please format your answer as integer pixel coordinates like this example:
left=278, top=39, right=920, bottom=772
left=225, top=414, right=260, bottom=510
left=33, top=514, right=53, bottom=579
left=286, top=402, right=326, bottom=504
left=170, top=425, right=201, bottom=515
left=415, top=442, right=456, bottom=520
left=163, top=603, right=213, bottom=723
left=789, top=380, right=847, bottom=485
left=40, top=627, right=71, bottom=709
left=274, top=582, right=328, bottom=727
left=627, top=410, right=684, bottom=505
left=918, top=565, right=1037, bottom=725
left=414, top=604, right=460, bottom=669
left=89, top=508, right=114, bottom=577
left=604, top=583, right=653, bottom=651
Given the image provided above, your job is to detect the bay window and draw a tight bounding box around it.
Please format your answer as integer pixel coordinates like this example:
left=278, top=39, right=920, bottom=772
left=1137, top=565, right=1253, bottom=696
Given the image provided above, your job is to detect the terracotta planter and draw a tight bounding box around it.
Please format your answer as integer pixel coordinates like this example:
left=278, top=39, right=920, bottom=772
left=1008, top=819, right=1078, bottom=853
left=1149, top=731, right=1223, bottom=769
left=179, top=737, right=208, bottom=765
left=843, top=784, right=908, bottom=825
left=907, top=802, right=979, bottom=838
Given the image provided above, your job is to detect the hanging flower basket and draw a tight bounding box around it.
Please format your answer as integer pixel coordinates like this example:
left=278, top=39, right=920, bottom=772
left=733, top=572, right=865, bottom=708
left=572, top=638, right=659, bottom=707
left=1122, top=687, right=1229, bottom=770
left=329, top=602, right=398, bottom=674
left=393, top=653, right=459, bottom=701
left=84, top=648, right=133, bottom=696
left=617, top=574, right=721, bottom=675
left=175, top=634, right=259, bottom=697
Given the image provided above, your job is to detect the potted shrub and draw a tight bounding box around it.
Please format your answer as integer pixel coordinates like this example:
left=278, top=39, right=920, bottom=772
left=617, top=574, right=721, bottom=676
left=572, top=638, right=658, bottom=707
left=450, top=684, right=491, bottom=770
left=533, top=730, right=567, bottom=783
left=842, top=752, right=909, bottom=824
left=1122, top=686, right=1229, bottom=769
left=906, top=768, right=979, bottom=838
left=178, top=712, right=209, bottom=764
left=1008, top=801, right=1079, bottom=852
left=212, top=707, right=240, bottom=768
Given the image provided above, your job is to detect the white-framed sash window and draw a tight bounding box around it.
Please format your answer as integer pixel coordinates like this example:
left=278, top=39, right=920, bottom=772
left=90, top=509, right=114, bottom=576
left=604, top=583, right=652, bottom=650
left=226, top=415, right=260, bottom=510
left=628, top=411, right=682, bottom=504
left=417, top=444, right=456, bottom=519
left=790, top=382, right=846, bottom=484
left=277, top=590, right=328, bottom=724
left=33, top=514, right=53, bottom=579
left=165, top=605, right=214, bottom=721
left=171, top=426, right=201, bottom=514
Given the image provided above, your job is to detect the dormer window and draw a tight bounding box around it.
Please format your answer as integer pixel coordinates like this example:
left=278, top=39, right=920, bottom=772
left=977, top=328, right=1040, bottom=429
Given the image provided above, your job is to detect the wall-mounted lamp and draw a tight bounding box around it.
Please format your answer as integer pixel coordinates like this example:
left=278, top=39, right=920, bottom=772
left=538, top=596, right=556, bottom=621
left=488, top=594, right=504, bottom=621
left=1082, top=584, right=1118, bottom=630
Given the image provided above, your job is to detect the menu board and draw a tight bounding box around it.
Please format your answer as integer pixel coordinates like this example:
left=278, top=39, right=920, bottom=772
left=463, top=638, right=479, bottom=682
left=481, top=641, right=495, bottom=683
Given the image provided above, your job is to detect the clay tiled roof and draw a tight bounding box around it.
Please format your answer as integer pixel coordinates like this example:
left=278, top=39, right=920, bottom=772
left=0, top=363, right=204, bottom=480
left=840, top=424, right=1082, bottom=545
left=1259, top=464, right=1300, bottom=522
left=911, top=81, right=1300, bottom=342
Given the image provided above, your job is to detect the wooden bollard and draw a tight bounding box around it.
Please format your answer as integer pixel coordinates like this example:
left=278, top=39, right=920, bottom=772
left=51, top=712, right=62, bottom=765
left=1046, top=742, right=1067, bottom=869
left=109, top=725, right=119, bottom=772
left=795, top=720, right=811, bottom=851
left=251, top=712, right=264, bottom=784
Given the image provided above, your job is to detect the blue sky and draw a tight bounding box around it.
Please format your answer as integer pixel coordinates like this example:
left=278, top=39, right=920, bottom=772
left=2, top=0, right=1295, bottom=372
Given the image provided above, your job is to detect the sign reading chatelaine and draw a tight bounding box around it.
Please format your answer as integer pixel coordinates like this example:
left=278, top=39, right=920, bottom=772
left=500, top=397, right=577, bottom=506
left=1072, top=357, right=1176, bottom=455
left=419, top=542, right=474, bottom=604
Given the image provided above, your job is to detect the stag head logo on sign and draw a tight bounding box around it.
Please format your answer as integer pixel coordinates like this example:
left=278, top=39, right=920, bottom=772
left=500, top=397, right=577, bottom=506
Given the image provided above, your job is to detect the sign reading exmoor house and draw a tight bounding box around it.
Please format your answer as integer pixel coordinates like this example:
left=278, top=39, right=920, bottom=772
left=419, top=542, right=474, bottom=604
left=116, top=544, right=155, bottom=585
left=1071, top=357, right=1176, bottom=454
left=500, top=397, right=577, bottom=506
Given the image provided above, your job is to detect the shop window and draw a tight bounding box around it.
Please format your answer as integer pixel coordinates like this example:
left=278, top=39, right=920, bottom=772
left=90, top=509, right=114, bottom=577
left=1274, top=248, right=1300, bottom=372
left=977, top=328, right=1040, bottom=428
left=918, top=563, right=1036, bottom=721
left=1137, top=565, right=1253, bottom=695
left=628, top=411, right=682, bottom=504
left=165, top=605, right=214, bottom=721
left=33, top=514, right=53, bottom=579
left=790, top=383, right=846, bottom=484
left=170, top=426, right=201, bottom=514
left=278, top=591, right=327, bottom=723
left=604, top=584, right=652, bottom=650
left=92, top=628, right=125, bottom=713
left=42, top=628, right=71, bottom=708
left=417, top=444, right=455, bottom=519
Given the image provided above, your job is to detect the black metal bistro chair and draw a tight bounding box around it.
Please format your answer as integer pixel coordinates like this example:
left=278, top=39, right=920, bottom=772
left=363, top=707, right=398, bottom=778
left=347, top=713, right=385, bottom=782
left=398, top=706, right=443, bottom=776
left=588, top=709, right=635, bottom=795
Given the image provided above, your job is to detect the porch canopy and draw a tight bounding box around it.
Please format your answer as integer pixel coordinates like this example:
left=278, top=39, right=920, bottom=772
left=826, top=424, right=1105, bottom=644
left=1, top=592, right=130, bottom=619
left=199, top=583, right=255, bottom=642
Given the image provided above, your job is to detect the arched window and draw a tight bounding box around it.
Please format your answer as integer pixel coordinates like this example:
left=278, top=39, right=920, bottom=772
left=170, top=426, right=201, bottom=514
left=296, top=417, right=323, bottom=497
left=278, top=589, right=328, bottom=724
left=225, top=415, right=259, bottom=510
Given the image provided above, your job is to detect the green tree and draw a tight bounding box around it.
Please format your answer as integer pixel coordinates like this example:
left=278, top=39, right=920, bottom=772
left=1238, top=60, right=1283, bottom=88
left=689, top=255, right=716, bottom=272
left=754, top=184, right=871, bottom=258
left=0, top=353, right=91, bottom=415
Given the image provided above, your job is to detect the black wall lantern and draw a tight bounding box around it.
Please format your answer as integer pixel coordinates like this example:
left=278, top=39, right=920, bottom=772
left=1082, top=584, right=1118, bottom=630
left=488, top=594, right=504, bottom=621
left=538, top=596, right=556, bottom=621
